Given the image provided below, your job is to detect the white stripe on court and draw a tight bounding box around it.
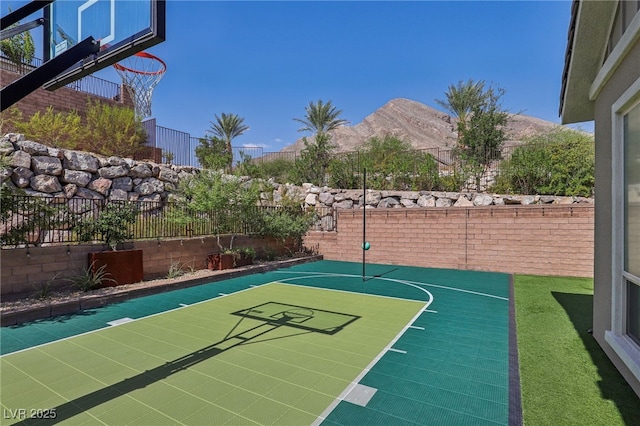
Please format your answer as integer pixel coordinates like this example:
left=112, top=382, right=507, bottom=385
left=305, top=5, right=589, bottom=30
left=275, top=273, right=434, bottom=305
left=388, top=348, right=407, bottom=354
left=1, top=285, right=262, bottom=357
left=409, top=325, right=425, bottom=330
left=107, top=318, right=134, bottom=326
left=312, top=302, right=429, bottom=426
left=273, top=270, right=509, bottom=301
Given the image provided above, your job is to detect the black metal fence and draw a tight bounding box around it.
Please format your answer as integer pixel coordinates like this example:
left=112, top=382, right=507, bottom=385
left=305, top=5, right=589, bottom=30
left=0, top=195, right=326, bottom=247
left=1, top=55, right=121, bottom=100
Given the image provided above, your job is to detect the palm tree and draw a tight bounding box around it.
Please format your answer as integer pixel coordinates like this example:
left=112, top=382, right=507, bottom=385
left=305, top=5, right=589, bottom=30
left=293, top=99, right=349, bottom=137
left=435, top=79, right=486, bottom=131
left=207, top=113, right=249, bottom=166
left=292, top=99, right=348, bottom=185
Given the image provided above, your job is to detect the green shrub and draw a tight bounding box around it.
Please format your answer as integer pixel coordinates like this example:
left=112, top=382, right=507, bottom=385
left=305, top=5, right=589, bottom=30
left=236, top=155, right=297, bottom=183
left=328, top=135, right=440, bottom=190
left=12, top=106, right=83, bottom=149
left=195, top=136, right=231, bottom=170
left=83, top=101, right=147, bottom=157
left=257, top=207, right=316, bottom=253
left=328, top=152, right=360, bottom=188
left=493, top=128, right=594, bottom=196
left=74, top=201, right=137, bottom=250
left=68, top=262, right=115, bottom=292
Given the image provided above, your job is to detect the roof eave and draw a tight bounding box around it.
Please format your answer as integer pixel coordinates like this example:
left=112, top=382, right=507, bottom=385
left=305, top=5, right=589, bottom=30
left=560, top=0, right=617, bottom=124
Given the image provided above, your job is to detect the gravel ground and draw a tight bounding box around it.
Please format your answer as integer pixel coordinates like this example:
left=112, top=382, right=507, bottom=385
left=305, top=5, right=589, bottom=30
left=1, top=255, right=317, bottom=315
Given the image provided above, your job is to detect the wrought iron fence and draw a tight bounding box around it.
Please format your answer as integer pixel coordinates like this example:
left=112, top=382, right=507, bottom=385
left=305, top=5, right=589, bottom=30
left=1, top=55, right=121, bottom=99
left=0, top=195, right=327, bottom=247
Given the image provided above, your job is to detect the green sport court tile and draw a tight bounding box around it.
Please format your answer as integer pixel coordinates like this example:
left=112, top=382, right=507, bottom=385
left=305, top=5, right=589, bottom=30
left=1, top=260, right=515, bottom=425
left=1, top=281, right=425, bottom=425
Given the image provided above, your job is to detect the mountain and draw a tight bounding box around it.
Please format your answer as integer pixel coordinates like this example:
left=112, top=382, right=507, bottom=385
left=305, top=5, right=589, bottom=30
left=281, top=98, right=566, bottom=153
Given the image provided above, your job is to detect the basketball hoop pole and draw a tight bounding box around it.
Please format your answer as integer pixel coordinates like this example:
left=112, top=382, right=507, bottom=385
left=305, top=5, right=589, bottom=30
left=362, top=168, right=366, bottom=282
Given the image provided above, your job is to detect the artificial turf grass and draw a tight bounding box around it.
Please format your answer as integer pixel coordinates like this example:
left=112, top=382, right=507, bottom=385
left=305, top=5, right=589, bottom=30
left=514, top=275, right=640, bottom=425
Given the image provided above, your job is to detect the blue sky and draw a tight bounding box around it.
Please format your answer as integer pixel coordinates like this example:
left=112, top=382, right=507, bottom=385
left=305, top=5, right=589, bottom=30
left=4, top=1, right=590, bottom=152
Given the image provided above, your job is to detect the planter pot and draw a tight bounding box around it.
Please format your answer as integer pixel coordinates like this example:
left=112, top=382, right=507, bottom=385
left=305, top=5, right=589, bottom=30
left=236, top=253, right=254, bottom=267
left=89, top=249, right=143, bottom=287
left=207, top=253, right=236, bottom=270
left=207, top=254, right=221, bottom=271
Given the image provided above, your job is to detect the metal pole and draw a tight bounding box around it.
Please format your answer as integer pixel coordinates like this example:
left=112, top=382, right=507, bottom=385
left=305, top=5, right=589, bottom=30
left=362, top=167, right=366, bottom=281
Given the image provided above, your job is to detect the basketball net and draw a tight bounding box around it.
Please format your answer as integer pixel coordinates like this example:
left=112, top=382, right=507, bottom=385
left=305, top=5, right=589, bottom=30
left=113, top=51, right=166, bottom=119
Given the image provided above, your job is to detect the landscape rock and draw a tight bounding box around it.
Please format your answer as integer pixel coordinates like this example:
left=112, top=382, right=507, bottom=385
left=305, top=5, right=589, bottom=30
left=32, top=156, right=62, bottom=176
left=63, top=151, right=99, bottom=172
left=11, top=167, right=33, bottom=188
left=30, top=174, right=62, bottom=193
left=62, top=170, right=92, bottom=187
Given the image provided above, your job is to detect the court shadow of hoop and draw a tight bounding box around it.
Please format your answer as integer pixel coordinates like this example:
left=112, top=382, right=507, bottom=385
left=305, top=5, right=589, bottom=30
left=21, top=301, right=359, bottom=424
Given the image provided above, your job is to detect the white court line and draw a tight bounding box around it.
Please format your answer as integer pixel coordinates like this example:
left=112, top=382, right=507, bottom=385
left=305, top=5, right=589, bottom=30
left=107, top=318, right=134, bottom=326
left=179, top=303, right=189, bottom=307
left=388, top=348, right=407, bottom=354
left=313, top=302, right=428, bottom=426
left=409, top=325, right=425, bottom=330
left=426, top=309, right=438, bottom=313
left=273, top=270, right=508, bottom=301
left=1, top=285, right=263, bottom=357
left=275, top=273, right=434, bottom=306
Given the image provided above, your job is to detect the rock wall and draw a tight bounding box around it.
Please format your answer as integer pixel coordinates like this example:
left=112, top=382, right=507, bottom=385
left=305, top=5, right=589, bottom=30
left=1, top=133, right=593, bottom=235
left=274, top=182, right=593, bottom=231
left=1, top=133, right=198, bottom=204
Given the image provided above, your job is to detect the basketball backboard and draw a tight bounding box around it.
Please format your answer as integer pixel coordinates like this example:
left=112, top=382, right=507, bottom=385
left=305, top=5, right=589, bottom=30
left=43, top=0, right=165, bottom=90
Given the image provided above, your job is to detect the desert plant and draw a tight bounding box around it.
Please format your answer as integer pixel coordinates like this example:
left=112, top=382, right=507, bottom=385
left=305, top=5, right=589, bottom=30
left=74, top=201, right=137, bottom=250
left=12, top=106, right=83, bottom=149
left=166, top=259, right=186, bottom=279
left=83, top=100, right=147, bottom=157
left=68, top=262, right=115, bottom=292
left=163, top=149, right=174, bottom=164
left=0, top=107, right=22, bottom=134
left=0, top=9, right=35, bottom=72
left=32, top=273, right=61, bottom=300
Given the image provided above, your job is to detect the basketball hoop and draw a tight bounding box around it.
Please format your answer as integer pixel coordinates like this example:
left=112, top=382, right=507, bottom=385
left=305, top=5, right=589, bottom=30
left=113, top=51, right=166, bottom=119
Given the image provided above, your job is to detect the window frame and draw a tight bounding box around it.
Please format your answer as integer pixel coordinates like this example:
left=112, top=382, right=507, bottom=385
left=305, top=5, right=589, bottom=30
left=606, top=75, right=640, bottom=382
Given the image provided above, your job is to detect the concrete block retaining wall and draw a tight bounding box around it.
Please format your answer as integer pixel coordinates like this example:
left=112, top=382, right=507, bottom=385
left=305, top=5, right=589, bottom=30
left=304, top=204, right=594, bottom=278
left=1, top=235, right=292, bottom=299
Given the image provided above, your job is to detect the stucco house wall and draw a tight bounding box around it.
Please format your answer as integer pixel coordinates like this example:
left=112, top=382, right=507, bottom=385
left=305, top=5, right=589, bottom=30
left=561, top=0, right=640, bottom=398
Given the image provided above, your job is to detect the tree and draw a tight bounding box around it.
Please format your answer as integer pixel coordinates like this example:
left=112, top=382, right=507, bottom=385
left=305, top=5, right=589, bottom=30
left=435, top=79, right=486, bottom=137
left=292, top=100, right=348, bottom=185
left=294, top=99, right=349, bottom=135
left=195, top=136, right=231, bottom=170
left=176, top=171, right=262, bottom=251
left=207, top=113, right=249, bottom=169
left=455, top=84, right=509, bottom=191
left=0, top=9, right=35, bottom=73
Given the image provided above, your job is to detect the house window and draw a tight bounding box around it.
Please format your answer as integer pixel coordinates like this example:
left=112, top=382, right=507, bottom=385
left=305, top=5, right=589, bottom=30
left=625, top=102, right=640, bottom=344
left=606, top=77, right=640, bottom=382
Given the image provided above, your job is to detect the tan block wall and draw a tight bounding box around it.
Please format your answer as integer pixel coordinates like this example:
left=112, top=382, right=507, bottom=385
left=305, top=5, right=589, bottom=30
left=1, top=68, right=134, bottom=126
left=0, top=235, right=292, bottom=298
left=304, top=205, right=594, bottom=278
